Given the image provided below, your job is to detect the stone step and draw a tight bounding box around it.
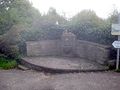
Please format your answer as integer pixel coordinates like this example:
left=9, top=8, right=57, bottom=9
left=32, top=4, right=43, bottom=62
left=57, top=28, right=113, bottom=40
left=19, top=57, right=109, bottom=74
left=17, top=65, right=30, bottom=70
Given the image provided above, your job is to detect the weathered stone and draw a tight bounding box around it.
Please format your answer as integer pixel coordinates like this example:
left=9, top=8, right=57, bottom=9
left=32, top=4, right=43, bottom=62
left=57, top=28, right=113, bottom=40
left=26, top=31, right=110, bottom=65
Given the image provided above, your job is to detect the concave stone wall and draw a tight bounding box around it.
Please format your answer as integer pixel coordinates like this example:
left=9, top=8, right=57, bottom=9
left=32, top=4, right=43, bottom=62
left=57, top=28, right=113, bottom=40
left=26, top=40, right=61, bottom=56
left=75, top=40, right=110, bottom=64
left=26, top=40, right=110, bottom=65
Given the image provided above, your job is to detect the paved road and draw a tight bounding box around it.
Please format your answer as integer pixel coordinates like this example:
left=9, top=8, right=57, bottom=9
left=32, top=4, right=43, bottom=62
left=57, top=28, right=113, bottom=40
left=0, top=69, right=120, bottom=90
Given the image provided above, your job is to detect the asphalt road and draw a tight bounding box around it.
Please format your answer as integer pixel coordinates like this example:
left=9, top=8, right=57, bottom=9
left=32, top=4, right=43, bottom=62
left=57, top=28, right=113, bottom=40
left=0, top=69, right=120, bottom=90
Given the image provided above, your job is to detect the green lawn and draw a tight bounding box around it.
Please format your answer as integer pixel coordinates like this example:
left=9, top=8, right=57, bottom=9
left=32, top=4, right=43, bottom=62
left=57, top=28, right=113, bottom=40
left=0, top=57, right=17, bottom=69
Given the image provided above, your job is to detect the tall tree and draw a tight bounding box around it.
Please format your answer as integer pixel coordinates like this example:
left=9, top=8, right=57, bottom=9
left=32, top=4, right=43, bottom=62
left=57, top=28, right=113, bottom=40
left=0, top=0, right=14, bottom=35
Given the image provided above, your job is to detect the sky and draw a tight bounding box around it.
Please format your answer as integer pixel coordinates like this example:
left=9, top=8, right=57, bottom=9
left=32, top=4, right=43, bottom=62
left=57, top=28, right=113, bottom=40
left=30, top=0, right=120, bottom=19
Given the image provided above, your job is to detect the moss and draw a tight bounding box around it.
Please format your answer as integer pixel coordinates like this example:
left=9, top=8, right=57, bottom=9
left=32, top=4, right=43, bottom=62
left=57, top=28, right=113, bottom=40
left=0, top=57, right=17, bottom=70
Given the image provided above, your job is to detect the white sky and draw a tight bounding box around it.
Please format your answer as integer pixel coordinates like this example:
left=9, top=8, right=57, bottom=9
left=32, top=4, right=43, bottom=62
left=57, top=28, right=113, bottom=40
left=30, top=0, right=120, bottom=19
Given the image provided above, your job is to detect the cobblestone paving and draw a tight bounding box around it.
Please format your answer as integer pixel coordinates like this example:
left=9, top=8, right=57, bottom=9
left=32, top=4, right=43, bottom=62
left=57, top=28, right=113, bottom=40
left=23, top=56, right=107, bottom=70
left=0, top=69, right=120, bottom=90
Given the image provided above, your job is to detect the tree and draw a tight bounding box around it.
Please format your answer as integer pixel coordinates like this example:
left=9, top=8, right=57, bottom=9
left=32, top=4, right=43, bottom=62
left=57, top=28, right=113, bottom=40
left=67, top=10, right=115, bottom=44
left=108, top=8, right=119, bottom=24
left=22, top=7, right=67, bottom=41
left=0, top=0, right=14, bottom=35
left=0, top=0, right=42, bottom=57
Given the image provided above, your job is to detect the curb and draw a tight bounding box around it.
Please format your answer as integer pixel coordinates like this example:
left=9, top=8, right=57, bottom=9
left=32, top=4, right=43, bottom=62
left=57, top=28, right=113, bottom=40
left=18, top=58, right=109, bottom=74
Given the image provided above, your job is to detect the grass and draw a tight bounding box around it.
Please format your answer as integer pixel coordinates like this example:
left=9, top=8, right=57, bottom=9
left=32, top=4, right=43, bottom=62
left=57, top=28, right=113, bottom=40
left=115, top=69, right=120, bottom=72
left=0, top=57, right=17, bottom=70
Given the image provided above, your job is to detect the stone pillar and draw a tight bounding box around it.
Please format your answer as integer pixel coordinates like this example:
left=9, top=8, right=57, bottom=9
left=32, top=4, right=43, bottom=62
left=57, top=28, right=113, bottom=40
left=61, top=30, right=76, bottom=57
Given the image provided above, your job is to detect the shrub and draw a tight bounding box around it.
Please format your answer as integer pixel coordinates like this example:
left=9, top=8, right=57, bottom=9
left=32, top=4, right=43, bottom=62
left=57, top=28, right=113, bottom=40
left=0, top=39, right=19, bottom=59
left=0, top=57, right=17, bottom=69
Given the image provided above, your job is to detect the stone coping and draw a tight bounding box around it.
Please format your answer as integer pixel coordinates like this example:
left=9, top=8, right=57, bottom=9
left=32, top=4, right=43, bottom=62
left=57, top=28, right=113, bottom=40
left=19, top=56, right=109, bottom=73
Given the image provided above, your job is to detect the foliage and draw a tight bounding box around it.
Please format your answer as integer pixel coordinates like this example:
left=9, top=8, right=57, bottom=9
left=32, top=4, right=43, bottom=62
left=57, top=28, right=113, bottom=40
left=0, top=57, right=17, bottom=69
left=21, top=7, right=67, bottom=41
left=115, top=69, right=120, bottom=72
left=0, top=42, right=19, bottom=59
left=0, top=0, right=14, bottom=35
left=0, top=0, right=119, bottom=57
left=108, top=8, right=119, bottom=24
left=21, top=9, right=118, bottom=45
left=0, top=0, right=41, bottom=57
left=67, top=10, right=117, bottom=44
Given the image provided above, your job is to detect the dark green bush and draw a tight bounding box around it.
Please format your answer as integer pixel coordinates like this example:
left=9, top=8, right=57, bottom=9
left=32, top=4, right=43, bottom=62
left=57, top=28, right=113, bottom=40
left=0, top=57, right=17, bottom=69
left=0, top=39, right=19, bottom=59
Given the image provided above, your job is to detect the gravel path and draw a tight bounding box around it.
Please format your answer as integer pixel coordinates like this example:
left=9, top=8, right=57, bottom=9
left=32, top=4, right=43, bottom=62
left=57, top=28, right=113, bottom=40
left=0, top=69, right=120, bottom=90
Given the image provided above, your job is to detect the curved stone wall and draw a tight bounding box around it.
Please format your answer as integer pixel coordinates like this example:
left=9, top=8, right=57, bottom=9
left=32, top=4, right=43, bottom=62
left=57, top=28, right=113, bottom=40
left=75, top=40, right=110, bottom=64
left=26, top=40, right=61, bottom=56
left=26, top=30, right=110, bottom=65
left=26, top=40, right=110, bottom=65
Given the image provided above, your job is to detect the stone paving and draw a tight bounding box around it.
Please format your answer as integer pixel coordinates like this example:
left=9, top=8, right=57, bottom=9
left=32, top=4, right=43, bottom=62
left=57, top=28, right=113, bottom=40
left=0, top=69, right=120, bottom=90
left=23, top=56, right=108, bottom=71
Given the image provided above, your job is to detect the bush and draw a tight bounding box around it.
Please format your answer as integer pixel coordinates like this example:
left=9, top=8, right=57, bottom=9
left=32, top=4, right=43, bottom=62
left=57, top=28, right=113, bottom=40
left=0, top=40, right=19, bottom=59
left=0, top=57, right=17, bottom=69
left=115, top=69, right=120, bottom=72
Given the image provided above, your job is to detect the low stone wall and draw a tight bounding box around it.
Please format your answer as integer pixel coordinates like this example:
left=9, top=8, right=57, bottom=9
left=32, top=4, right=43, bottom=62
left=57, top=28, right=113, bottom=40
left=76, top=40, right=110, bottom=64
left=26, top=40, right=110, bottom=65
left=26, top=40, right=61, bottom=56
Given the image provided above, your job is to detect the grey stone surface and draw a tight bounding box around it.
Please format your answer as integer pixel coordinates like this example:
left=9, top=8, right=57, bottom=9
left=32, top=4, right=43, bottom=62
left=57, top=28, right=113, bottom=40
left=76, top=40, right=110, bottom=64
left=0, top=70, right=120, bottom=90
left=26, top=40, right=61, bottom=56
left=22, top=56, right=108, bottom=71
left=26, top=31, right=110, bottom=64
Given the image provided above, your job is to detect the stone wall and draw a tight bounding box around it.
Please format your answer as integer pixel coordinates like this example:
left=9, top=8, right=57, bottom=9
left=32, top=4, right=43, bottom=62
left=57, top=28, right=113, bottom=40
left=26, top=31, right=110, bottom=65
left=26, top=40, right=110, bottom=64
left=75, top=40, right=110, bottom=64
left=26, top=40, right=61, bottom=56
